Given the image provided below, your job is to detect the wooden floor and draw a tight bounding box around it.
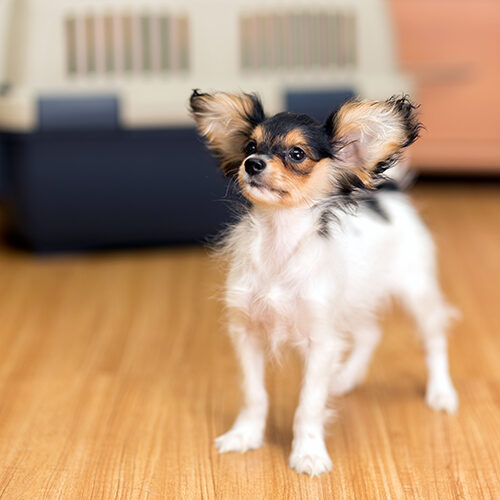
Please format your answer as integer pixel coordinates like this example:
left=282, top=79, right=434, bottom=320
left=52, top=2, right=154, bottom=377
left=0, top=182, right=499, bottom=499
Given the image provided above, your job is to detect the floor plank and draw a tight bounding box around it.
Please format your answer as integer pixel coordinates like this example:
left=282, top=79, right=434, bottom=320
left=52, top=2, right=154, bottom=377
left=0, top=182, right=498, bottom=499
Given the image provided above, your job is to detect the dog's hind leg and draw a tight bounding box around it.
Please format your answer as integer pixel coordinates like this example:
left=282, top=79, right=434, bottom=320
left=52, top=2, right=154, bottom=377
left=400, top=278, right=458, bottom=414
left=331, top=321, right=382, bottom=396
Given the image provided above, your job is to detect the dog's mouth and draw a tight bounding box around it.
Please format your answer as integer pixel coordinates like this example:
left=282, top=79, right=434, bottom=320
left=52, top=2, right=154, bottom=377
left=246, top=179, right=287, bottom=196
left=249, top=180, right=266, bottom=190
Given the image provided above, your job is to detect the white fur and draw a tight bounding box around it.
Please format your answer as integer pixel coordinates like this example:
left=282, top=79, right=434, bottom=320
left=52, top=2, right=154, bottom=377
left=215, top=187, right=458, bottom=476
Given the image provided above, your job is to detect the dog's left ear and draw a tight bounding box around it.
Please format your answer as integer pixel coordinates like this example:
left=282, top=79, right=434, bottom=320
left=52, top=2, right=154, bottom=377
left=189, top=90, right=265, bottom=177
left=324, top=96, right=421, bottom=188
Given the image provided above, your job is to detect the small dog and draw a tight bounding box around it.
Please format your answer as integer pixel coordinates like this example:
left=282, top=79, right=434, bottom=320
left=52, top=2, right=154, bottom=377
left=189, top=90, right=458, bottom=476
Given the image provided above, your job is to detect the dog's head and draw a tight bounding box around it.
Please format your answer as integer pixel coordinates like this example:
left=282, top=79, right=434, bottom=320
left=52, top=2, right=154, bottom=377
left=189, top=90, right=421, bottom=208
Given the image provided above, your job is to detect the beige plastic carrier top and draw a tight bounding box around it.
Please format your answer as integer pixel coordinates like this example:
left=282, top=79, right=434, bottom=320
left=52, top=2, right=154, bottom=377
left=0, top=0, right=412, bottom=131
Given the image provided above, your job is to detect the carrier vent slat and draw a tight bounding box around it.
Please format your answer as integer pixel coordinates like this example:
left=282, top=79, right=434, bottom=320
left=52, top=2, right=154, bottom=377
left=240, top=11, right=357, bottom=71
left=64, top=11, right=190, bottom=77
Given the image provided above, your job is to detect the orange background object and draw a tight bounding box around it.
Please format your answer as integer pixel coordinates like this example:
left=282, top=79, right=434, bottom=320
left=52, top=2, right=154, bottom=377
left=389, top=0, right=500, bottom=172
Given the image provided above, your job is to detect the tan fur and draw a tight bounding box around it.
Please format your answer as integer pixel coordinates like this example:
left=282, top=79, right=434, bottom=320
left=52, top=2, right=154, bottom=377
left=284, top=130, right=307, bottom=148
left=251, top=125, right=264, bottom=144
left=351, top=168, right=374, bottom=188
left=283, top=130, right=316, bottom=160
left=239, top=157, right=332, bottom=208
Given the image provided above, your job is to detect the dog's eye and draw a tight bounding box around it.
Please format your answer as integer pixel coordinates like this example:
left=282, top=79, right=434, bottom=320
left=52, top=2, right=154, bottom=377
left=245, top=141, right=257, bottom=156
left=289, top=147, right=306, bottom=162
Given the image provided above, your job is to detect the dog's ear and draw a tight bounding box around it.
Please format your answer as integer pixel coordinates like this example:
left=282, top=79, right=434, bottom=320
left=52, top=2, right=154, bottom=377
left=189, top=90, right=265, bottom=177
left=324, top=96, right=421, bottom=188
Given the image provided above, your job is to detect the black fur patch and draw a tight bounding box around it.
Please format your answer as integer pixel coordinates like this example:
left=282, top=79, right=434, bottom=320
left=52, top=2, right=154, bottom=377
left=260, top=112, right=333, bottom=161
left=318, top=208, right=334, bottom=238
left=336, top=171, right=366, bottom=195
left=374, top=155, right=398, bottom=175
left=240, top=94, right=265, bottom=129
left=361, top=197, right=389, bottom=222
left=386, top=95, right=422, bottom=148
left=316, top=195, right=357, bottom=238
left=375, top=179, right=400, bottom=192
left=316, top=178, right=399, bottom=237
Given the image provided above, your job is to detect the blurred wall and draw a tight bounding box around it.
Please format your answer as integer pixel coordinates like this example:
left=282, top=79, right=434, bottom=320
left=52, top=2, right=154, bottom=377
left=389, top=0, right=500, bottom=173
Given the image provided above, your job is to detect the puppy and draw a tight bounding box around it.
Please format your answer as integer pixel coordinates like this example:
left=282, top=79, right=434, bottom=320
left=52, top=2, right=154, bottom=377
left=189, top=90, right=458, bottom=476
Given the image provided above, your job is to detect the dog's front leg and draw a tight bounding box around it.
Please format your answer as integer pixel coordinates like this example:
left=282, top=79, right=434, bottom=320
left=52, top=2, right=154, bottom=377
left=290, top=336, right=341, bottom=476
left=215, top=322, right=268, bottom=453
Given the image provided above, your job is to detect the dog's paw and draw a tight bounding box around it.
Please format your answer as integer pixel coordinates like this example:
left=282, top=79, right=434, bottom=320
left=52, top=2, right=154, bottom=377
left=215, top=428, right=264, bottom=453
left=289, top=439, right=332, bottom=477
left=426, top=379, right=458, bottom=414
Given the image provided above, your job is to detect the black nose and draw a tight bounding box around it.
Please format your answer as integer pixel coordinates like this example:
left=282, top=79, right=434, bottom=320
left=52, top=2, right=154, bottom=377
left=245, top=157, right=266, bottom=176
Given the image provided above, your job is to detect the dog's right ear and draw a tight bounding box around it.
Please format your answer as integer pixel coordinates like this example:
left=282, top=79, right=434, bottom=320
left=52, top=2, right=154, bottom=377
left=189, top=90, right=265, bottom=177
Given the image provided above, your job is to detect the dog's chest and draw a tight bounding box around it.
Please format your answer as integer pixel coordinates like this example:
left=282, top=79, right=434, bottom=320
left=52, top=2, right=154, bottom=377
left=228, top=224, right=326, bottom=338
left=242, top=261, right=308, bottom=337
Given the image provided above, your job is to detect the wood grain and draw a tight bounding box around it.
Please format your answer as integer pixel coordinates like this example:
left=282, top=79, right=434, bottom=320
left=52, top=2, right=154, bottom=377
left=0, top=182, right=499, bottom=498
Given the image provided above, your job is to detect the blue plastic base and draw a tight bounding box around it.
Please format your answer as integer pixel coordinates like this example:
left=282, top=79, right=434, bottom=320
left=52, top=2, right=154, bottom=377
left=1, top=128, right=239, bottom=251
